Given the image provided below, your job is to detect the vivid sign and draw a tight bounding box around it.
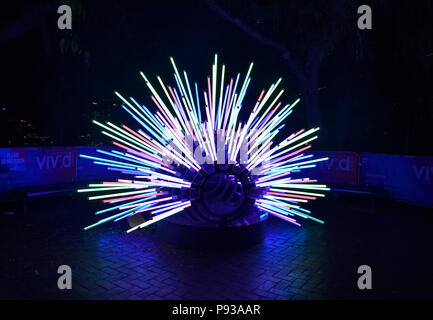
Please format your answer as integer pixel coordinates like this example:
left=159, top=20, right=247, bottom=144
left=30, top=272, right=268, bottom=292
left=307, top=151, right=359, bottom=186
left=0, top=147, right=76, bottom=192
left=360, top=153, right=433, bottom=207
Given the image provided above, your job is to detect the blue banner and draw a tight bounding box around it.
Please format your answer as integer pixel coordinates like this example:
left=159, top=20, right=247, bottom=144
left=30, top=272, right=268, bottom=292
left=307, top=151, right=359, bottom=186
left=0, top=147, right=76, bottom=192
left=76, top=146, right=124, bottom=182
left=360, top=153, right=433, bottom=207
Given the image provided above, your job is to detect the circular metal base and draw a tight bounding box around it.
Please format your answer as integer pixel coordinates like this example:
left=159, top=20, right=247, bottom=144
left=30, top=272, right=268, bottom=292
left=156, top=218, right=267, bottom=250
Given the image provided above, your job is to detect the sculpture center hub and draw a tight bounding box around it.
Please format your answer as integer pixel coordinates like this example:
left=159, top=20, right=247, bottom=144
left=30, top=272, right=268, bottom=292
left=202, top=172, right=245, bottom=216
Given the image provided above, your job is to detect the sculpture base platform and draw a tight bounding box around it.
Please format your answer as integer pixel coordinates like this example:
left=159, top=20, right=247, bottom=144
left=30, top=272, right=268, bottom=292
left=156, top=219, right=266, bottom=250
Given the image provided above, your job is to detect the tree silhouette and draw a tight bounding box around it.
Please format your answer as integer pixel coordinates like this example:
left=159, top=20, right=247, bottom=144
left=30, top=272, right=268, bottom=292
left=207, top=0, right=354, bottom=128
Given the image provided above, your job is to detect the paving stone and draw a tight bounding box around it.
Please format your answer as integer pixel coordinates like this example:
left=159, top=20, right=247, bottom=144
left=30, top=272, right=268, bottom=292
left=2, top=197, right=433, bottom=299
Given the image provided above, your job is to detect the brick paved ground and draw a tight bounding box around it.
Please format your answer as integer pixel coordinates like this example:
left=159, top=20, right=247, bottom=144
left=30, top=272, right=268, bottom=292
left=1, top=194, right=433, bottom=299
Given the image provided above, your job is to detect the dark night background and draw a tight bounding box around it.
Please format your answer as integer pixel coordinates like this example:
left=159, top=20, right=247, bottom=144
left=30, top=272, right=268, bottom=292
left=0, top=0, right=432, bottom=155
left=2, top=1, right=433, bottom=302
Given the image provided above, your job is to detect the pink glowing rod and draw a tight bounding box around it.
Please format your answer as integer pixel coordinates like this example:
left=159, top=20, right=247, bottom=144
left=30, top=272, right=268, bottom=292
left=79, top=55, right=329, bottom=231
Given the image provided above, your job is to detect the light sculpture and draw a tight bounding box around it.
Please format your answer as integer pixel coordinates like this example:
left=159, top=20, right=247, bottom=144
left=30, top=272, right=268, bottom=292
left=78, top=55, right=329, bottom=233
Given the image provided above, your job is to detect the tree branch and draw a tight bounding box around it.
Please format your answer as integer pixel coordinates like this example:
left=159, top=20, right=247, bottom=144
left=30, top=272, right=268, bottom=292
left=0, top=2, right=58, bottom=45
left=206, top=0, right=307, bottom=83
